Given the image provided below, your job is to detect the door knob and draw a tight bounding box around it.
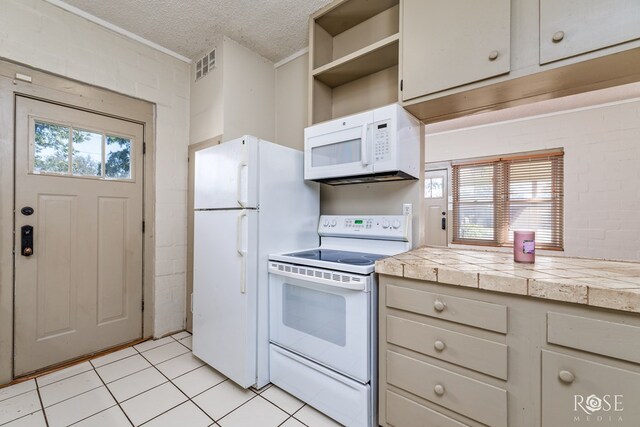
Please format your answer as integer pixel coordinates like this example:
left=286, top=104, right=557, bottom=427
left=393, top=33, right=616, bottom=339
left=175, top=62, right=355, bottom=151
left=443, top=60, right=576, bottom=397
left=441, top=217, right=446, bottom=230
left=21, top=225, right=34, bottom=256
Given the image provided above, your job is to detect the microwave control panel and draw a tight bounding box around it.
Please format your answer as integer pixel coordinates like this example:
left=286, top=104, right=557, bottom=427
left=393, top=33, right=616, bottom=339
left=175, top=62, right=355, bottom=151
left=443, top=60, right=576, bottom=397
left=374, top=121, right=391, bottom=162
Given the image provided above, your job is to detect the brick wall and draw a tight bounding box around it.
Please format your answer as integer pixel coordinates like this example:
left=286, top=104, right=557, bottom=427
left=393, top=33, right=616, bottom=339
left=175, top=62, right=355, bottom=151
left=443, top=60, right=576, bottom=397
left=426, top=98, right=640, bottom=261
left=0, top=0, right=191, bottom=335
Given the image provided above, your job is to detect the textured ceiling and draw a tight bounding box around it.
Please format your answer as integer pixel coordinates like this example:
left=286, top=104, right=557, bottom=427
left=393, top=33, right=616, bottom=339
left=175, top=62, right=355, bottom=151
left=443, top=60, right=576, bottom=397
left=59, top=0, right=333, bottom=62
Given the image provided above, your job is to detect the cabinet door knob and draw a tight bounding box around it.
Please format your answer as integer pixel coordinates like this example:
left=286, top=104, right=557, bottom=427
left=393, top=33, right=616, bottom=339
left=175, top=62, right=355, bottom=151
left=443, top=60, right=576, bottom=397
left=434, top=384, right=445, bottom=396
left=488, top=50, right=499, bottom=61
left=559, top=370, right=575, bottom=384
left=434, top=340, right=446, bottom=352
left=552, top=31, right=565, bottom=43
left=433, top=299, right=446, bottom=312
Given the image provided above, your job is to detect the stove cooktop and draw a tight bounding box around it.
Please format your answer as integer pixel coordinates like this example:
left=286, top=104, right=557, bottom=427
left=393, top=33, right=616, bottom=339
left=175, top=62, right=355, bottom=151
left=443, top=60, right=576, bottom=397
left=283, top=249, right=386, bottom=266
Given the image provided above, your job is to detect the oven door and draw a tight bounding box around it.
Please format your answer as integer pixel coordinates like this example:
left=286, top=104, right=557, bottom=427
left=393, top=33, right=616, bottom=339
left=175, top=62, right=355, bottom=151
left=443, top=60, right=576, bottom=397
left=304, top=110, right=374, bottom=181
left=269, top=265, right=371, bottom=383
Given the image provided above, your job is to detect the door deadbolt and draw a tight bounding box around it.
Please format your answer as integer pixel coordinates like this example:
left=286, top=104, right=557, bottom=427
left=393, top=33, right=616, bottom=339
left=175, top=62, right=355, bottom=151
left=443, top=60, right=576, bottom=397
left=21, top=206, right=34, bottom=216
left=21, top=225, right=34, bottom=256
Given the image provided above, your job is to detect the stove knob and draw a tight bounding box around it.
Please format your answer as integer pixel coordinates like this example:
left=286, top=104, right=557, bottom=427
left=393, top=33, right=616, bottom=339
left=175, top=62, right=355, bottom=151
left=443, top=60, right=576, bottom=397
left=331, top=219, right=337, bottom=227
left=382, top=219, right=390, bottom=229
left=392, top=219, right=401, bottom=229
left=323, top=219, right=329, bottom=227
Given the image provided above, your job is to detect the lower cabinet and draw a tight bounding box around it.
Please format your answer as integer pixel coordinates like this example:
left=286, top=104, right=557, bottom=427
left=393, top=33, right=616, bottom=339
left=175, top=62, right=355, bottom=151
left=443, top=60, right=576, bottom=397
left=379, top=276, right=640, bottom=427
left=542, top=350, right=640, bottom=426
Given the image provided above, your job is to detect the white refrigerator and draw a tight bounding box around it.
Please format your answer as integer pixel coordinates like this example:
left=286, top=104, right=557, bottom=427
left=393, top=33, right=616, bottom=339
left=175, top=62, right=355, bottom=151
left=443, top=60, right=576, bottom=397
left=192, top=135, right=319, bottom=389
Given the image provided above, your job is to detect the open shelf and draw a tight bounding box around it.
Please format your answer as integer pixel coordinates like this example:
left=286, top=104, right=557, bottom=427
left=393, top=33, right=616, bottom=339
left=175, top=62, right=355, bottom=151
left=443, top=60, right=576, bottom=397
left=313, top=34, right=399, bottom=88
left=315, top=0, right=399, bottom=36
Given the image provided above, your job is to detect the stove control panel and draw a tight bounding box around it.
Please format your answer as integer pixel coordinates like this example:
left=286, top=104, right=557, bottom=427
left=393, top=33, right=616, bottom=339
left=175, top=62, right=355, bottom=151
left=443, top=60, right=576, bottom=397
left=318, top=215, right=410, bottom=241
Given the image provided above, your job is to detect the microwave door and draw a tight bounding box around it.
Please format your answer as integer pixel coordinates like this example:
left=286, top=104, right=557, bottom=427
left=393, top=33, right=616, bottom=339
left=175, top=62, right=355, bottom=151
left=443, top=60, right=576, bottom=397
left=305, top=125, right=374, bottom=180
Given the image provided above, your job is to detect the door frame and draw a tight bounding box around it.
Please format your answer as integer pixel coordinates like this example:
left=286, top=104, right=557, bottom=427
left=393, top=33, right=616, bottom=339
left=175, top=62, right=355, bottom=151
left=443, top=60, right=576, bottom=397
left=0, top=59, right=156, bottom=383
left=186, top=136, right=222, bottom=332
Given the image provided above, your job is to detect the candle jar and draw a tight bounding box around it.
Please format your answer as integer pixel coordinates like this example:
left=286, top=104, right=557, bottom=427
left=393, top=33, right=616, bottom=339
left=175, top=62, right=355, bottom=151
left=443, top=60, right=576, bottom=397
left=514, top=231, right=535, bottom=263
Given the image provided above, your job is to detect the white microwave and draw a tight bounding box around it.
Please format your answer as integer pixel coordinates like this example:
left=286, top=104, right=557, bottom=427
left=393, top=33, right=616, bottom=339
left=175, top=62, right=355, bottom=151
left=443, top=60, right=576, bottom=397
left=304, top=104, right=420, bottom=185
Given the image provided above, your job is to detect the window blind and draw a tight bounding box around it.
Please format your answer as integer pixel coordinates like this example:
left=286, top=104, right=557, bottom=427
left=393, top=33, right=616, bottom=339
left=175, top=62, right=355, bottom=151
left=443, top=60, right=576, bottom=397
left=452, top=152, right=564, bottom=250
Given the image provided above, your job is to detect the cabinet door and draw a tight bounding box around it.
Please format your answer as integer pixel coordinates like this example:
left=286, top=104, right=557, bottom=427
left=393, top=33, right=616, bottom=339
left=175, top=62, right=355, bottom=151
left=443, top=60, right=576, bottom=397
left=540, top=0, right=640, bottom=64
left=401, top=0, right=510, bottom=101
left=542, top=350, right=640, bottom=426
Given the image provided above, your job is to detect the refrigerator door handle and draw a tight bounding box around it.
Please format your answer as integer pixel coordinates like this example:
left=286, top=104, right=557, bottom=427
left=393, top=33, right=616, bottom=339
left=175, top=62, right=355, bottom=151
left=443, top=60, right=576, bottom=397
left=237, top=211, right=247, bottom=294
left=237, top=161, right=247, bottom=208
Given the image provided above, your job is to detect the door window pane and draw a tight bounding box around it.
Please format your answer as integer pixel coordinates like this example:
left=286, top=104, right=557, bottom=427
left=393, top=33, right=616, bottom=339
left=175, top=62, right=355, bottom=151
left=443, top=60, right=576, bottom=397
left=283, top=283, right=346, bottom=346
left=34, top=121, right=70, bottom=174
left=425, top=177, right=444, bottom=198
left=72, top=129, right=102, bottom=176
left=32, top=121, right=134, bottom=181
left=105, top=135, right=132, bottom=179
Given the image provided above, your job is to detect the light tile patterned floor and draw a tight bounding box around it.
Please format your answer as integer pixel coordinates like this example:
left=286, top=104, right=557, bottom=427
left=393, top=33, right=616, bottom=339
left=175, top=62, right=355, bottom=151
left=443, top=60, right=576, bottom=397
left=0, top=332, right=342, bottom=427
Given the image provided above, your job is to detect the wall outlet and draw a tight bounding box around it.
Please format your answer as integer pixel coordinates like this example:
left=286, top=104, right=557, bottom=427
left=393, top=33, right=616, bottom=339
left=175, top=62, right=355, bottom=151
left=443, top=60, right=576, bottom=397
left=403, top=203, right=413, bottom=217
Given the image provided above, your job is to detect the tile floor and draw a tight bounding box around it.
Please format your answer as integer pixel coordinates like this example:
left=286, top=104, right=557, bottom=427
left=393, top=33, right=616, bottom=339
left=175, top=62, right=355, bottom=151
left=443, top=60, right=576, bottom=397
left=0, top=332, right=342, bottom=427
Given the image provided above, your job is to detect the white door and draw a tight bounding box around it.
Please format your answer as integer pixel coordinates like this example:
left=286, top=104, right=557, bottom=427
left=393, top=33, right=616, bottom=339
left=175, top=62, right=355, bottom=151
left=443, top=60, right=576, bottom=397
left=194, top=136, right=258, bottom=210
left=192, top=209, right=258, bottom=388
left=14, top=96, right=144, bottom=376
left=425, top=170, right=448, bottom=247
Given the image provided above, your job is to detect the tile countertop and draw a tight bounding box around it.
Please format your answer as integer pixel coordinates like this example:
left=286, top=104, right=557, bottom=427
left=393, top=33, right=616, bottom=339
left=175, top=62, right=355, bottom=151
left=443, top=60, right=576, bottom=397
left=375, top=247, right=640, bottom=313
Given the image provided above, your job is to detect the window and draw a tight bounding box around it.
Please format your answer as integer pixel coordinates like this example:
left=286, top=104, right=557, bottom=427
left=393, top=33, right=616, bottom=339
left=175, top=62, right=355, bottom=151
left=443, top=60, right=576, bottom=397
left=32, top=120, right=133, bottom=180
left=452, top=151, right=563, bottom=250
left=424, top=176, right=444, bottom=198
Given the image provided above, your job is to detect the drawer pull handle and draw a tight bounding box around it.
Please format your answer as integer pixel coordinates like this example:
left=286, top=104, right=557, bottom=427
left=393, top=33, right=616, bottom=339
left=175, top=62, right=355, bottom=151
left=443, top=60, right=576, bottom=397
left=433, top=299, right=446, bottom=312
left=552, top=31, right=565, bottom=43
left=434, top=384, right=445, bottom=396
left=559, top=370, right=575, bottom=384
left=434, top=340, right=446, bottom=352
left=488, top=50, right=499, bottom=61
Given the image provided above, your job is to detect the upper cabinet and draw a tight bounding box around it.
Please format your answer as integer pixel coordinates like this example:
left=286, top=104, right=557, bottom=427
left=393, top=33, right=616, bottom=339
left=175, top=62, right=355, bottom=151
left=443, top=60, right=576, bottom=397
left=540, top=0, right=640, bottom=64
left=401, top=0, right=511, bottom=101
left=309, top=0, right=400, bottom=125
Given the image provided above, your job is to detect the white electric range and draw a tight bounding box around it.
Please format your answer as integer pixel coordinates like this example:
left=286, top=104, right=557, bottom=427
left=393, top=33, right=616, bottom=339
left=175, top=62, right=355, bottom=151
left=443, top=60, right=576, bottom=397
left=268, top=215, right=412, bottom=427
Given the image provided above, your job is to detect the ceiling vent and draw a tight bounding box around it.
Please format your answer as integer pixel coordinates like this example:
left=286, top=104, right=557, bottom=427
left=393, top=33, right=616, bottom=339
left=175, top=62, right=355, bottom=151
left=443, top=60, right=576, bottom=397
left=195, top=49, right=216, bottom=81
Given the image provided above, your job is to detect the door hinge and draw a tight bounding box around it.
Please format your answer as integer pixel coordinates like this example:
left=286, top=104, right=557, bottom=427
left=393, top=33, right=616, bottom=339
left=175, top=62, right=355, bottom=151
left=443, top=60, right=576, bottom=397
left=142, top=221, right=145, bottom=233
left=141, top=300, right=145, bottom=311
left=400, top=79, right=403, bottom=91
left=143, top=142, right=147, bottom=155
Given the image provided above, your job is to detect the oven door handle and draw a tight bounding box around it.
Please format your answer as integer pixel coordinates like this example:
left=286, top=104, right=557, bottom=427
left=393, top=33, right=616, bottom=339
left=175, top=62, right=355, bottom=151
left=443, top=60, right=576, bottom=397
left=268, top=266, right=367, bottom=292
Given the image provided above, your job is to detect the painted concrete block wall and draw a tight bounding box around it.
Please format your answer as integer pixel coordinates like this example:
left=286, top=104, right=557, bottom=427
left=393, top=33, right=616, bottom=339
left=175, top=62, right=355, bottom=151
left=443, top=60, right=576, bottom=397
left=189, top=36, right=275, bottom=145
left=222, top=37, right=275, bottom=142
left=275, top=53, right=309, bottom=150
left=190, top=38, right=224, bottom=144
left=0, top=0, right=191, bottom=336
left=426, top=99, right=640, bottom=261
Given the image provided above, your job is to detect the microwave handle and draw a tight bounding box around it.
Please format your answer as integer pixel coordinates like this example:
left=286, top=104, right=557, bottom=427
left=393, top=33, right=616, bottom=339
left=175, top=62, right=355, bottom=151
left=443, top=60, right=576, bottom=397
left=361, top=124, right=370, bottom=166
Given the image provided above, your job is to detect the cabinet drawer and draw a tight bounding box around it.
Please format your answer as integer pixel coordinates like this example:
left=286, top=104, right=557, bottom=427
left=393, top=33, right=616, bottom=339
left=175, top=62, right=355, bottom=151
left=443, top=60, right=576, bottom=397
left=542, top=350, right=640, bottom=426
left=387, top=315, right=507, bottom=380
left=387, top=351, right=507, bottom=427
left=386, top=285, right=507, bottom=333
left=386, top=390, right=468, bottom=427
left=548, top=312, right=640, bottom=364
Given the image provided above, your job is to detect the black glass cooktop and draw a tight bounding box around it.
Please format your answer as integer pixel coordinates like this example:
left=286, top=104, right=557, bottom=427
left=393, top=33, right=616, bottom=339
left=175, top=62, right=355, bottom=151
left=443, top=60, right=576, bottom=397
left=284, top=249, right=386, bottom=266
